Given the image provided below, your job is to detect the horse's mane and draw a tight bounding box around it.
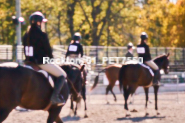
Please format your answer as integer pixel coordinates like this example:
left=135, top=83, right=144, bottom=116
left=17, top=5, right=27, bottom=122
left=107, top=64, right=122, bottom=68
left=153, top=54, right=167, bottom=62
left=61, top=63, right=81, bottom=70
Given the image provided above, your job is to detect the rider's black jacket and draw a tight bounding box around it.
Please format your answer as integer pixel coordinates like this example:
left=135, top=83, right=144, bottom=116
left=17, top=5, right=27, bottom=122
left=65, top=41, right=83, bottom=58
left=125, top=51, right=133, bottom=58
left=23, top=25, right=53, bottom=64
left=137, top=43, right=151, bottom=62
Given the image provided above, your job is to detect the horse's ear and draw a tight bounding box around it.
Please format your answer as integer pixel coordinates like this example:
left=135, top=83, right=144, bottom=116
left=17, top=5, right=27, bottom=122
left=80, top=65, right=85, bottom=72
left=166, top=53, right=170, bottom=58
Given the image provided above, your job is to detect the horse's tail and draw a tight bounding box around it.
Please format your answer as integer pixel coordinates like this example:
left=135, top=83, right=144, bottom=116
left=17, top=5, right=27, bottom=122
left=90, top=69, right=106, bottom=91
left=119, top=65, right=126, bottom=91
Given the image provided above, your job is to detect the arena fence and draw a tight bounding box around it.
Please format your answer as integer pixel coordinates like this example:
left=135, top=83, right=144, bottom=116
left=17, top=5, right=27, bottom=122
left=0, top=45, right=185, bottom=65
left=0, top=45, right=184, bottom=83
left=53, top=45, right=185, bottom=72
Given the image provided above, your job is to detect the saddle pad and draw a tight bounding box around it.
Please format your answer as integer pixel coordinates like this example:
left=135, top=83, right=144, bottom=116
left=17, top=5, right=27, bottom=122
left=124, top=60, right=138, bottom=65
left=139, top=63, right=154, bottom=77
left=0, top=62, right=18, bottom=68
left=25, top=65, right=54, bottom=88
left=38, top=70, right=54, bottom=88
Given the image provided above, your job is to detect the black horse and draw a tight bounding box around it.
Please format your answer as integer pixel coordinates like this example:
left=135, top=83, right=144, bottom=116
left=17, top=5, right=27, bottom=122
left=68, top=64, right=88, bottom=118
left=0, top=63, right=83, bottom=123
left=119, top=53, right=170, bottom=117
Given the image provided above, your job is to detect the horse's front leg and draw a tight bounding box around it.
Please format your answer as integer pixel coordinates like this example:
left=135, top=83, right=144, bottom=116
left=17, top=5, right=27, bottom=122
left=154, top=85, right=160, bottom=115
left=123, top=86, right=130, bottom=117
left=55, top=115, right=63, bottom=123
left=69, top=95, right=74, bottom=116
left=110, top=86, right=117, bottom=102
left=74, top=102, right=77, bottom=116
left=144, top=87, right=149, bottom=116
left=82, top=85, right=88, bottom=118
left=0, top=108, right=13, bottom=122
left=47, top=106, right=62, bottom=123
left=105, top=85, right=111, bottom=104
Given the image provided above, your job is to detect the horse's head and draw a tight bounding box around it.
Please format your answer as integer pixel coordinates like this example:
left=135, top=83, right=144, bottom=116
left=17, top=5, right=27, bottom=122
left=154, top=53, right=170, bottom=74
left=71, top=64, right=85, bottom=103
left=61, top=64, right=84, bottom=103
left=162, top=53, right=170, bottom=74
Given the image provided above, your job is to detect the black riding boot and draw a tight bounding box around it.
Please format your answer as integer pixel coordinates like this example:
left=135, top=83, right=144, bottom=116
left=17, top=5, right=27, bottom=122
left=153, top=70, right=160, bottom=86
left=51, top=75, right=66, bottom=106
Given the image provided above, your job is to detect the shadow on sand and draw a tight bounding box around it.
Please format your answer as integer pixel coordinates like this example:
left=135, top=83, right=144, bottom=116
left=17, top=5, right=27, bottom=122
left=117, top=116, right=166, bottom=122
left=62, top=115, right=81, bottom=122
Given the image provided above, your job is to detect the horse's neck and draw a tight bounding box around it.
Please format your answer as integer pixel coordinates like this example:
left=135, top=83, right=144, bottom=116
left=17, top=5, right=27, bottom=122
left=153, top=59, right=163, bottom=70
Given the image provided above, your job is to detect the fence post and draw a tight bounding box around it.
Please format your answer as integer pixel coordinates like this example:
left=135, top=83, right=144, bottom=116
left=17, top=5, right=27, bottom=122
left=183, top=48, right=185, bottom=65
left=156, top=47, right=158, bottom=56
left=117, top=47, right=119, bottom=57
left=22, top=47, right=24, bottom=60
left=165, top=47, right=167, bottom=54
left=6, top=48, right=8, bottom=60
left=84, top=46, right=86, bottom=56
left=96, top=46, right=98, bottom=64
left=174, top=48, right=176, bottom=65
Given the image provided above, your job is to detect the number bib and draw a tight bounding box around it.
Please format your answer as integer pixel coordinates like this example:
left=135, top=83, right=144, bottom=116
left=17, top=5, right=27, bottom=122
left=69, top=45, right=78, bottom=52
left=137, top=47, right=145, bottom=54
left=25, top=46, right=33, bottom=56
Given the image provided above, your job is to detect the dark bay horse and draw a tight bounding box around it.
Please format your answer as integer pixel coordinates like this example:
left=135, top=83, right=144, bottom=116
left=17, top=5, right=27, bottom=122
left=68, top=64, right=88, bottom=118
left=119, top=53, right=170, bottom=117
left=91, top=64, right=121, bottom=103
left=0, top=63, right=83, bottom=123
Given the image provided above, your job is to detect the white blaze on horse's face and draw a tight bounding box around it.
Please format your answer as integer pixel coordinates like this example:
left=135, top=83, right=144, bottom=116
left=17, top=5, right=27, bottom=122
left=166, top=66, right=170, bottom=74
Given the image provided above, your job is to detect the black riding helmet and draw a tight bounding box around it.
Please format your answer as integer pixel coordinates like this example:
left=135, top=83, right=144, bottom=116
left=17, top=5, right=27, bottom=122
left=140, top=32, right=148, bottom=40
left=29, top=11, right=47, bottom=24
left=73, top=32, right=82, bottom=41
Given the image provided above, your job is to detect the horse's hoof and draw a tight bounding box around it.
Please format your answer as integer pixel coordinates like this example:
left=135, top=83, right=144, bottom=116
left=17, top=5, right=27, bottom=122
left=129, top=102, right=133, bottom=104
left=125, top=114, right=131, bottom=117
left=145, top=113, right=149, bottom=116
left=84, top=115, right=88, bottom=118
left=157, top=112, right=160, bottom=115
left=107, top=102, right=110, bottom=104
left=130, top=109, right=138, bottom=112
left=114, top=99, right=117, bottom=102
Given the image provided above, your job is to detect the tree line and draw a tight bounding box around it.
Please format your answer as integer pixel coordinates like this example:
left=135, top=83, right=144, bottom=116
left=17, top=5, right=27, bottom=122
left=0, top=0, right=184, bottom=47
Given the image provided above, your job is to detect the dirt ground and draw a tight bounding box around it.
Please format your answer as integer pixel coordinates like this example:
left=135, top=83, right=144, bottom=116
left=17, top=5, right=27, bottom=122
left=3, top=92, right=185, bottom=123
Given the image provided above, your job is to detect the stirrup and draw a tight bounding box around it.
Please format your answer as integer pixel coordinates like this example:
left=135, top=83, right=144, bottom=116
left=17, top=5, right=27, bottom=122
left=51, top=99, right=66, bottom=106
left=51, top=95, right=66, bottom=106
left=152, top=81, right=161, bottom=86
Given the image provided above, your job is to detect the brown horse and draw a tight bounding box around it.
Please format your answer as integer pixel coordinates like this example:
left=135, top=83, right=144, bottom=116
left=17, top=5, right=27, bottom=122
left=119, top=54, right=170, bottom=117
left=0, top=63, right=83, bottom=123
left=91, top=64, right=121, bottom=103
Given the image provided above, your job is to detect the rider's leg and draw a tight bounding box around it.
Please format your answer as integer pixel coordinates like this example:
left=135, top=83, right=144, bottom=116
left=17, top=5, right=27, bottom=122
left=67, top=55, right=82, bottom=65
left=39, top=64, right=67, bottom=106
left=145, top=61, right=160, bottom=85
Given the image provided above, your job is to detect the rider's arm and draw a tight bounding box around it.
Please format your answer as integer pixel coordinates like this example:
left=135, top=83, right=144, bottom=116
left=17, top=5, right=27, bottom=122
left=65, top=47, right=69, bottom=58
left=79, top=44, right=83, bottom=57
left=145, top=45, right=151, bottom=60
left=22, top=33, right=26, bottom=51
left=42, top=33, right=53, bottom=58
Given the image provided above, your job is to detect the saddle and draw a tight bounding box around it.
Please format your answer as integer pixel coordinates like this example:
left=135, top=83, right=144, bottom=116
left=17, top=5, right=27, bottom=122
left=139, top=63, right=154, bottom=76
left=124, top=61, right=154, bottom=76
left=24, top=61, right=54, bottom=88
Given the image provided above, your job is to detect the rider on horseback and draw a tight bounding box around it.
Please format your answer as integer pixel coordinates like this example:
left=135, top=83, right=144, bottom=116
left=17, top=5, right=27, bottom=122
left=65, top=32, right=84, bottom=64
left=137, top=32, right=160, bottom=86
left=23, top=11, right=66, bottom=106
left=125, top=42, right=134, bottom=58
